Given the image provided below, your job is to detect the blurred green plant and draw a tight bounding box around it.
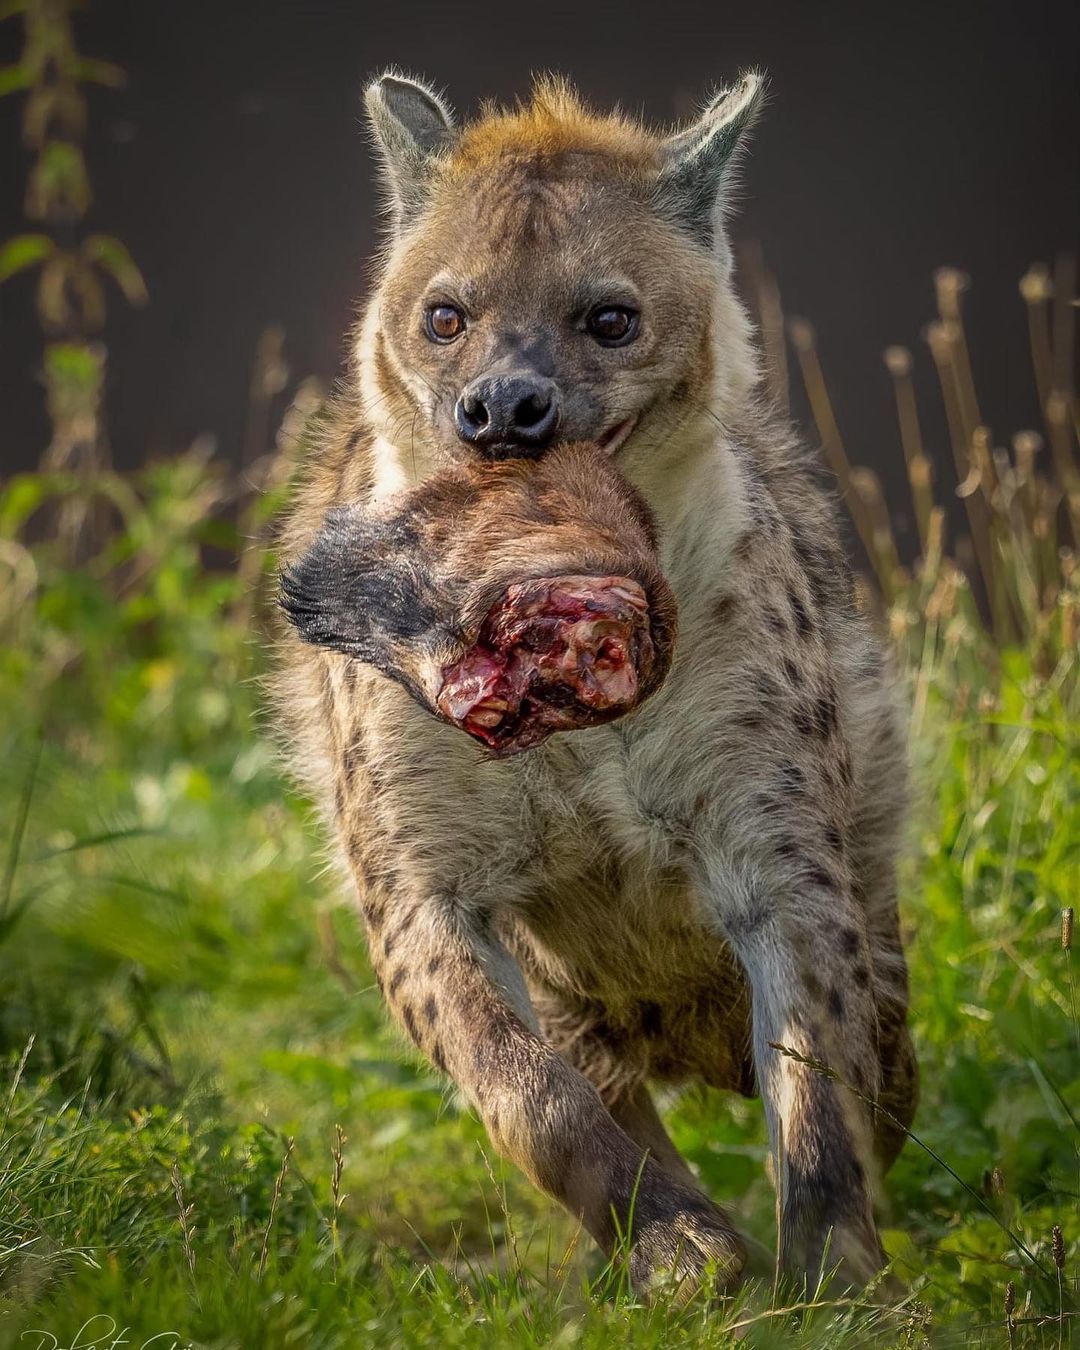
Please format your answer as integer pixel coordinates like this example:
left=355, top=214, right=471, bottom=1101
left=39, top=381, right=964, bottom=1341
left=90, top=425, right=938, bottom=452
left=0, top=0, right=145, bottom=553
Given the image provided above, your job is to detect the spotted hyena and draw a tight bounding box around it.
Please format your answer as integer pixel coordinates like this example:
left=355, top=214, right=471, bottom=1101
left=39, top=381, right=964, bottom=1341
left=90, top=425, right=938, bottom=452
left=276, top=70, right=917, bottom=1296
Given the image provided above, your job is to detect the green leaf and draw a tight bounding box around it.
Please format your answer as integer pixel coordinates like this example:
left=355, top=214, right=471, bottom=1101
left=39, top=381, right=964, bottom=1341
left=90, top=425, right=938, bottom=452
left=0, top=474, right=47, bottom=537
left=0, top=232, right=53, bottom=283
left=82, top=234, right=148, bottom=305
left=0, top=63, right=33, bottom=97
left=71, top=56, right=126, bottom=89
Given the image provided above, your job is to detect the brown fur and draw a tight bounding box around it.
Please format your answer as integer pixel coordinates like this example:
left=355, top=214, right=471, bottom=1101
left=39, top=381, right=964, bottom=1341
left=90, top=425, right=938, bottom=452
left=274, top=73, right=917, bottom=1296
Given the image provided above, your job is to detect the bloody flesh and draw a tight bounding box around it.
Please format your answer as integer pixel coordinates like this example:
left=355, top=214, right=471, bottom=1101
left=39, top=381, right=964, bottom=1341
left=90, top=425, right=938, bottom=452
left=437, top=574, right=656, bottom=755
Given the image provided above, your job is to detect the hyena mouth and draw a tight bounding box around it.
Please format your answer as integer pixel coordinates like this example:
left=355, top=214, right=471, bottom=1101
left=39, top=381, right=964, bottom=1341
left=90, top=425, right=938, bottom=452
left=437, top=574, right=656, bottom=755
left=596, top=416, right=639, bottom=455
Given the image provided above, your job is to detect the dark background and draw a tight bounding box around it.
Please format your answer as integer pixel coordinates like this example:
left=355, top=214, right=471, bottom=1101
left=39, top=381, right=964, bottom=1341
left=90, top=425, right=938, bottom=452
left=2, top=0, right=1078, bottom=523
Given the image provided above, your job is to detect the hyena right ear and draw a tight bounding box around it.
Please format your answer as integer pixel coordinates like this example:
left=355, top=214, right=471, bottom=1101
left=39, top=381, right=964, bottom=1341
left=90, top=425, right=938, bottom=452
left=364, top=72, right=455, bottom=230
left=656, top=71, right=766, bottom=252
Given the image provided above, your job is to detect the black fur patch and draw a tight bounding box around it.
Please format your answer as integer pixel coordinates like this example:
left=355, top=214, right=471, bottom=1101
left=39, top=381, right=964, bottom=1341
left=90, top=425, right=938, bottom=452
left=788, top=588, right=814, bottom=638
left=639, top=1001, right=664, bottom=1038
left=279, top=504, right=450, bottom=690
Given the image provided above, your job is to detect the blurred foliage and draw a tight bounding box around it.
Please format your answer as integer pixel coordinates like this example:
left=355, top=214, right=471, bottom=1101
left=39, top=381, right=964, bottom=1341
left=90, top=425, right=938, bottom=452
left=1, top=0, right=147, bottom=567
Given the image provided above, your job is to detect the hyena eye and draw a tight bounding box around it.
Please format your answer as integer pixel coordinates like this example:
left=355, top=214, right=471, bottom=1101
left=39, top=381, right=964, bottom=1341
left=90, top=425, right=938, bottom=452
left=586, top=305, right=639, bottom=346
left=425, top=304, right=466, bottom=343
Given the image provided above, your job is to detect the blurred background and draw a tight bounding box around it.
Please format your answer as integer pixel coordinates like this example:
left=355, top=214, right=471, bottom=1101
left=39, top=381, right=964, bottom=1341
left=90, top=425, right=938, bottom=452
left=2, top=0, right=1078, bottom=520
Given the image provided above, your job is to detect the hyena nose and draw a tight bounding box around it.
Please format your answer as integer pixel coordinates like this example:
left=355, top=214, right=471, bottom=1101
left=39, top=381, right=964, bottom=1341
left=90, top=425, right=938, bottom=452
left=454, top=374, right=561, bottom=459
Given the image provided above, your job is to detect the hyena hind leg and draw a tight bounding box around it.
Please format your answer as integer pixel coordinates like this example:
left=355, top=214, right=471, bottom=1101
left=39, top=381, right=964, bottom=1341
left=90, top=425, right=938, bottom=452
left=608, top=1082, right=700, bottom=1189
left=873, top=1016, right=918, bottom=1171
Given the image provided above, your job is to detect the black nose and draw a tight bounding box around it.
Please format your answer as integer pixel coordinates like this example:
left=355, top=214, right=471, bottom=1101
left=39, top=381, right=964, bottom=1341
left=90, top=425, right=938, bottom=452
left=454, top=374, right=561, bottom=458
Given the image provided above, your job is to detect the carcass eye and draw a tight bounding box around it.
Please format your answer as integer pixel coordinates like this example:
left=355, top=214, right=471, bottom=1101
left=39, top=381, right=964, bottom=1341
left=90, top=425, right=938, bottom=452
left=586, top=305, right=639, bottom=346
left=425, top=304, right=466, bottom=343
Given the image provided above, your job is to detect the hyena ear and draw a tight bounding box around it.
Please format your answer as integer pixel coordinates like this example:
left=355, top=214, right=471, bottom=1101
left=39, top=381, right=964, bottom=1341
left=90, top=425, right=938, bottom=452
left=656, top=71, right=766, bottom=250
left=364, top=72, right=455, bottom=229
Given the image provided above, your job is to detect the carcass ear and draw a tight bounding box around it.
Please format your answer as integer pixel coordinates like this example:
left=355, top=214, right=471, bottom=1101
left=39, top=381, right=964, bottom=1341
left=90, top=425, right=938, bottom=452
left=364, top=72, right=454, bottom=230
left=656, top=71, right=766, bottom=250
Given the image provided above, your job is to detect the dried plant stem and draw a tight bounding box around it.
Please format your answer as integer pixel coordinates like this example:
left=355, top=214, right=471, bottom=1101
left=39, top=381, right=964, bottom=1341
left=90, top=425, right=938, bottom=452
left=1051, top=253, right=1076, bottom=402
left=927, top=322, right=1001, bottom=634
left=884, top=345, right=933, bottom=552
left=789, top=318, right=898, bottom=596
left=330, top=1124, right=347, bottom=1279
left=170, top=1163, right=197, bottom=1277
left=742, top=240, right=789, bottom=414
left=935, top=269, right=982, bottom=449
left=258, top=1135, right=295, bottom=1280
left=1064, top=908, right=1078, bottom=1053
left=1046, top=393, right=1080, bottom=538
left=1021, top=265, right=1057, bottom=437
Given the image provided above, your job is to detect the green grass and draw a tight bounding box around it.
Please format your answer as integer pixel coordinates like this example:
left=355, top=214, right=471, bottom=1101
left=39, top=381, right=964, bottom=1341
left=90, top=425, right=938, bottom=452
left=0, top=457, right=1077, bottom=1347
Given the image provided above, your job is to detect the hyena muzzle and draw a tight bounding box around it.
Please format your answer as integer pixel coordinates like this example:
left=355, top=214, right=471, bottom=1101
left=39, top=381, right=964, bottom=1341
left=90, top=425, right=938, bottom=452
left=275, top=69, right=918, bottom=1298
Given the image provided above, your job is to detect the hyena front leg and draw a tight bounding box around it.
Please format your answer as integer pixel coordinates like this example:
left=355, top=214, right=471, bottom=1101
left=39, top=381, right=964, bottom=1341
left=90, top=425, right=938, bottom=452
left=362, top=887, right=746, bottom=1295
left=704, top=862, right=885, bottom=1287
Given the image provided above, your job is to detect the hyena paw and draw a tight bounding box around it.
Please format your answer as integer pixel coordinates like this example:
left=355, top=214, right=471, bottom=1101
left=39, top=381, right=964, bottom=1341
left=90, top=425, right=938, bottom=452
left=627, top=1191, right=746, bottom=1302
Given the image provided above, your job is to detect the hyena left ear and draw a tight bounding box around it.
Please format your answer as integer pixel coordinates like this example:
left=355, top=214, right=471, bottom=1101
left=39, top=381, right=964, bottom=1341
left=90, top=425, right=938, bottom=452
left=656, top=71, right=766, bottom=250
left=364, top=71, right=455, bottom=230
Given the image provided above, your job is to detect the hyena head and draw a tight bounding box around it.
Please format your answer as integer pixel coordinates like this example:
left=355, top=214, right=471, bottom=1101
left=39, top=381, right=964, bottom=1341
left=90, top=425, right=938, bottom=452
left=358, top=71, right=765, bottom=490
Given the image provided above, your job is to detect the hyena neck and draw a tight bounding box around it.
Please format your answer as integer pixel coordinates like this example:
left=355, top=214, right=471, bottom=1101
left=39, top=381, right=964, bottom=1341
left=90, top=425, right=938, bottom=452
left=622, top=299, right=761, bottom=605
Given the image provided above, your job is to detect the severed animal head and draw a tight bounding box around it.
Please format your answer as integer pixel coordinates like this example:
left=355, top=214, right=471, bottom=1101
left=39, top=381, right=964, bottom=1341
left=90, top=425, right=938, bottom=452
left=280, top=443, right=677, bottom=755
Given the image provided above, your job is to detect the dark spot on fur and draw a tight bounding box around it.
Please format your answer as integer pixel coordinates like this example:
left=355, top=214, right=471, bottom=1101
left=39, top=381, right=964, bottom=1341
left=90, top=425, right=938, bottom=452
left=423, top=995, right=438, bottom=1025
left=342, top=739, right=362, bottom=785
left=712, top=594, right=736, bottom=624
left=783, top=658, right=802, bottom=687
left=388, top=967, right=406, bottom=997
left=755, top=790, right=785, bottom=816
left=427, top=956, right=442, bottom=976
left=754, top=671, right=784, bottom=704
left=802, top=968, right=823, bottom=1000
left=777, top=762, right=807, bottom=795
left=825, top=824, right=845, bottom=854
left=815, top=694, right=838, bottom=737
left=384, top=907, right=418, bottom=960
left=765, top=605, right=787, bottom=635
left=854, top=964, right=871, bottom=988
left=401, top=1003, right=418, bottom=1042
left=794, top=705, right=815, bottom=737
left=639, top=1001, right=663, bottom=1038
left=431, top=1039, right=447, bottom=1073
left=789, top=588, right=814, bottom=638
left=839, top=927, right=861, bottom=958
left=828, top=986, right=845, bottom=1019
left=727, top=891, right=770, bottom=942
left=806, top=864, right=838, bottom=891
